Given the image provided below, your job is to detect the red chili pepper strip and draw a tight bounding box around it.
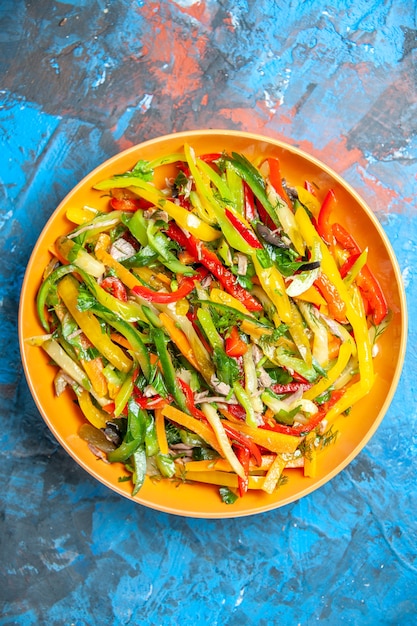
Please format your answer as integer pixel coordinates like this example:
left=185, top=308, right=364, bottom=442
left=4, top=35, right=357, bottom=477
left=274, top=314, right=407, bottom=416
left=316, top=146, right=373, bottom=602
left=166, top=223, right=263, bottom=311
left=317, top=189, right=336, bottom=246
left=132, top=268, right=208, bottom=304
left=225, top=326, right=248, bottom=357
left=314, top=273, right=347, bottom=323
left=101, top=276, right=128, bottom=302
left=267, top=158, right=292, bottom=208
left=333, top=223, right=388, bottom=324
left=224, top=209, right=263, bottom=249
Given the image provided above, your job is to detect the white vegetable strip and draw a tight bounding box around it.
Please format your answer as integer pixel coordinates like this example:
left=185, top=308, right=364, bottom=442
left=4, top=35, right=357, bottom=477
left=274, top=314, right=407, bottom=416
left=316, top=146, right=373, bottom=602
left=201, top=403, right=246, bottom=479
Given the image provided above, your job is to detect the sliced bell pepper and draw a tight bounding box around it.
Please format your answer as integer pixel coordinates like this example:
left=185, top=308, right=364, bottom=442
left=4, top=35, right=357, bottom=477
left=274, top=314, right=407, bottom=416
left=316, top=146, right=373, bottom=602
left=266, top=157, right=292, bottom=208
left=224, top=208, right=263, bottom=249
left=155, top=407, right=169, bottom=455
left=161, top=405, right=224, bottom=456
left=110, top=196, right=151, bottom=212
left=166, top=222, right=263, bottom=312
left=295, top=203, right=374, bottom=392
left=303, top=341, right=352, bottom=401
left=236, top=445, right=250, bottom=497
left=95, top=176, right=222, bottom=242
left=243, top=182, right=256, bottom=221
left=178, top=469, right=265, bottom=490
left=77, top=389, right=110, bottom=429
left=314, top=273, right=347, bottom=323
left=221, top=419, right=300, bottom=454
left=101, top=276, right=128, bottom=302
left=261, top=453, right=286, bottom=494
left=132, top=267, right=207, bottom=304
left=37, top=263, right=78, bottom=332
left=317, top=189, right=336, bottom=246
left=159, top=312, right=201, bottom=372
left=225, top=326, right=248, bottom=357
left=57, top=275, right=133, bottom=373
left=252, top=255, right=292, bottom=323
left=333, top=223, right=388, bottom=324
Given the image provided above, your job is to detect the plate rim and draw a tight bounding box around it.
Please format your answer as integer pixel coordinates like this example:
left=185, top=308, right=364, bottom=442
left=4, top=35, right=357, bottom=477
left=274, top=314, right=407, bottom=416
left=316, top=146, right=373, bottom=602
left=18, top=129, right=408, bottom=518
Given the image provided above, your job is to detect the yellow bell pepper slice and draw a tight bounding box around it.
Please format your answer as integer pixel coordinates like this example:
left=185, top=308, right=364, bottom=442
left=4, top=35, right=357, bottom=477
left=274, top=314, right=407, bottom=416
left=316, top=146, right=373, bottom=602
left=252, top=256, right=292, bottom=323
left=294, top=204, right=374, bottom=390
left=57, top=275, right=133, bottom=373
left=111, top=178, right=221, bottom=242
left=303, top=341, right=353, bottom=401
left=94, top=234, right=143, bottom=291
left=221, top=420, right=300, bottom=455
left=295, top=186, right=321, bottom=217
left=161, top=405, right=224, bottom=457
left=78, top=389, right=109, bottom=429
left=178, top=469, right=265, bottom=490
left=262, top=453, right=287, bottom=494
left=56, top=236, right=105, bottom=278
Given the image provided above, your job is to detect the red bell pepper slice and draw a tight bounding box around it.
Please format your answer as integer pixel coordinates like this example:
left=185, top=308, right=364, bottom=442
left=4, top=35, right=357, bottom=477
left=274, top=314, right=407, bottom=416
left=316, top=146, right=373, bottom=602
left=178, top=378, right=207, bottom=422
left=132, top=268, right=208, bottom=303
left=339, top=252, right=361, bottom=279
left=200, top=153, right=223, bottom=164
left=101, top=276, right=128, bottom=302
left=243, top=182, right=256, bottom=222
left=179, top=379, right=263, bottom=467
left=255, top=198, right=277, bottom=231
left=224, top=209, right=263, bottom=249
left=333, top=223, right=388, bottom=324
left=224, top=326, right=248, bottom=357
left=166, top=223, right=263, bottom=312
left=224, top=403, right=247, bottom=421
left=317, top=189, right=336, bottom=246
left=262, top=388, right=346, bottom=437
left=314, top=273, right=347, bottom=323
left=304, top=180, right=316, bottom=195
left=110, top=197, right=152, bottom=212
left=332, top=222, right=360, bottom=253
left=270, top=382, right=312, bottom=395
left=267, top=158, right=292, bottom=208
left=356, top=266, right=388, bottom=324
left=236, top=445, right=250, bottom=497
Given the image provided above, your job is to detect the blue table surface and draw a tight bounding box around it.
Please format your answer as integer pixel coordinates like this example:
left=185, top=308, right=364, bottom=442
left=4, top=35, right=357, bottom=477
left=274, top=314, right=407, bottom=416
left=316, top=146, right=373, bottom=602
left=1, top=1, right=416, bottom=624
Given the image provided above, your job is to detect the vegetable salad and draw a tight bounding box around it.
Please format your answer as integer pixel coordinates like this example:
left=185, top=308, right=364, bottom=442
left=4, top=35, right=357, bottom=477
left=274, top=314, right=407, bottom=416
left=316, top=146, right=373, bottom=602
left=30, top=145, right=389, bottom=503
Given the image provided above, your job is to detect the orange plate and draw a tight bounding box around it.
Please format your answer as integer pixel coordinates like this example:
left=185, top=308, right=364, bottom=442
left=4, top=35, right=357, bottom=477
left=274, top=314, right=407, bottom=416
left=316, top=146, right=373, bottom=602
left=18, top=130, right=407, bottom=518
